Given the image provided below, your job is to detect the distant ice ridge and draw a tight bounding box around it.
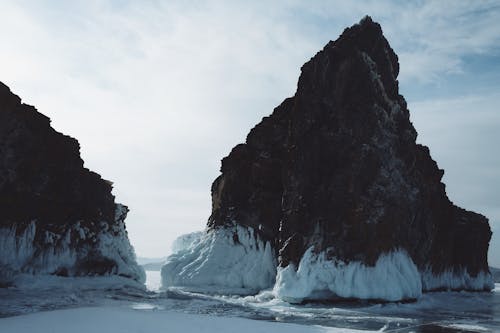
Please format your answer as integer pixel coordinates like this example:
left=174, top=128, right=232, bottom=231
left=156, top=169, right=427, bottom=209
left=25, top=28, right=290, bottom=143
left=161, top=225, right=277, bottom=294
left=0, top=204, right=144, bottom=285
left=274, top=248, right=422, bottom=303
left=421, top=267, right=494, bottom=291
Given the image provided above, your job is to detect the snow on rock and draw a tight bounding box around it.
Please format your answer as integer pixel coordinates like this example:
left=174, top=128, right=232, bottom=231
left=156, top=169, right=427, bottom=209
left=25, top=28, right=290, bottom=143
left=421, top=268, right=494, bottom=291
left=161, top=226, right=277, bottom=294
left=274, top=248, right=422, bottom=303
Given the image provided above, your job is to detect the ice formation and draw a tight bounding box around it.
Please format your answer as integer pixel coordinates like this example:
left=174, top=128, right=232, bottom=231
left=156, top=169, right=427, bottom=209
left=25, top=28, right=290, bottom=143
left=171, top=231, right=203, bottom=253
left=0, top=204, right=145, bottom=284
left=421, top=267, right=494, bottom=291
left=274, top=248, right=422, bottom=303
left=162, top=229, right=494, bottom=302
left=161, top=226, right=276, bottom=294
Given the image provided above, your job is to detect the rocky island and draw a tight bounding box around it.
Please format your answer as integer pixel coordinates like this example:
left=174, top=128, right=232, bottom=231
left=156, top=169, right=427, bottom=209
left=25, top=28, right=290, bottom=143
left=0, top=82, right=144, bottom=286
left=162, top=16, right=493, bottom=302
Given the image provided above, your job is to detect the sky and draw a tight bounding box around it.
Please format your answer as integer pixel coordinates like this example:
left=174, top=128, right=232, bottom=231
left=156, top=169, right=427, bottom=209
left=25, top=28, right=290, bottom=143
left=0, top=0, right=499, bottom=266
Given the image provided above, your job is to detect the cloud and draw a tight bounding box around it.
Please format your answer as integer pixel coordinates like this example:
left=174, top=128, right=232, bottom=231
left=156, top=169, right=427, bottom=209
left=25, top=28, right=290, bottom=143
left=0, top=1, right=499, bottom=260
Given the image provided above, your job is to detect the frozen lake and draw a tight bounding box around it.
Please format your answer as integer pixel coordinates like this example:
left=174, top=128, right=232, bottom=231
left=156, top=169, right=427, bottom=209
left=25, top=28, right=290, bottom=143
left=0, top=271, right=499, bottom=332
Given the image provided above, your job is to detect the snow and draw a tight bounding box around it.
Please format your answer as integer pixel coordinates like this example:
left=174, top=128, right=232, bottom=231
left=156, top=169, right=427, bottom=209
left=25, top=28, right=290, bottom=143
left=0, top=203, right=145, bottom=285
left=274, top=248, right=422, bottom=303
left=421, top=267, right=494, bottom=291
left=0, top=306, right=370, bottom=333
left=161, top=226, right=277, bottom=294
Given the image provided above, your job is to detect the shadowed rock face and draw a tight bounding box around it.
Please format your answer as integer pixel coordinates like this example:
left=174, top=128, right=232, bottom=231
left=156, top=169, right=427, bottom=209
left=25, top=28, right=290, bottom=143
left=0, top=82, right=143, bottom=282
left=208, top=17, right=491, bottom=280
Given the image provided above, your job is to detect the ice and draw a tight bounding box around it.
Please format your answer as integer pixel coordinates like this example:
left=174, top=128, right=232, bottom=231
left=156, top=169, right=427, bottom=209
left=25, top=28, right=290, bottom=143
left=161, top=226, right=277, bottom=294
left=446, top=323, right=490, bottom=332
left=145, top=270, right=161, bottom=291
left=421, top=267, right=494, bottom=291
left=171, top=231, right=204, bottom=253
left=274, top=248, right=422, bottom=303
left=1, top=278, right=499, bottom=331
left=162, top=228, right=495, bottom=303
left=0, top=306, right=372, bottom=333
left=0, top=221, right=77, bottom=275
left=96, top=204, right=146, bottom=283
left=0, top=204, right=145, bottom=285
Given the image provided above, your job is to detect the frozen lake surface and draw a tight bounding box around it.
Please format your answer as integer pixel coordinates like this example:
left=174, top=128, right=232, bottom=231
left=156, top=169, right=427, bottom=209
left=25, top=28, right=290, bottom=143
left=0, top=271, right=499, bottom=332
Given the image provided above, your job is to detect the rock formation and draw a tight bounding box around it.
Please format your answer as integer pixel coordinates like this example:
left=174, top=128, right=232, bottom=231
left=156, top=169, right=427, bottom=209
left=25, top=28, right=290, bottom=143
left=162, top=16, right=493, bottom=302
left=0, top=82, right=144, bottom=286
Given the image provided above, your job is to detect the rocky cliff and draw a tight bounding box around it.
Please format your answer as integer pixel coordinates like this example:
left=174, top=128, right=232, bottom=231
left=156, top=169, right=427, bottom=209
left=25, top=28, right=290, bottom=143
left=162, top=17, right=493, bottom=301
left=0, top=82, right=144, bottom=285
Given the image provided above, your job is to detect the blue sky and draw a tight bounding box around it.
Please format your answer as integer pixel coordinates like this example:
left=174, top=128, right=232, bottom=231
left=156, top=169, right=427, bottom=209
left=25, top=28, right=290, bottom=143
left=0, top=0, right=499, bottom=266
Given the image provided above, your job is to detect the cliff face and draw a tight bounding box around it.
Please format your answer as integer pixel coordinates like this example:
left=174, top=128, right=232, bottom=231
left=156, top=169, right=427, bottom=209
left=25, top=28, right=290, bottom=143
left=0, top=82, right=144, bottom=284
left=204, top=17, right=492, bottom=294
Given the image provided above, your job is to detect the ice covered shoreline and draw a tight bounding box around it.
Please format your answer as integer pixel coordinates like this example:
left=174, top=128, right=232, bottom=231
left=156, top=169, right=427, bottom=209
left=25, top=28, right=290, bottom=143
left=161, top=228, right=494, bottom=303
left=1, top=276, right=498, bottom=333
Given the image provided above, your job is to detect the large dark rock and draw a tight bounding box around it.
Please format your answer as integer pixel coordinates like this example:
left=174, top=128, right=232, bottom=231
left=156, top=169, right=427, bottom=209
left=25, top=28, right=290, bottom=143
left=0, top=81, right=144, bottom=284
left=207, top=17, right=492, bottom=291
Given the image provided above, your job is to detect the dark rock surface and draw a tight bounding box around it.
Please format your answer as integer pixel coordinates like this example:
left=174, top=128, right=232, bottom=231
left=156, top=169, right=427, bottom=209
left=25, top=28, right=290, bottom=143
left=208, top=17, right=492, bottom=288
left=0, top=81, right=144, bottom=283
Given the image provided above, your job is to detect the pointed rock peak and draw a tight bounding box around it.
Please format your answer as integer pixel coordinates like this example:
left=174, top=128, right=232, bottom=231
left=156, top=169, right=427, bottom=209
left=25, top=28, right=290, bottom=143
left=298, top=16, right=399, bottom=100
left=359, top=15, right=375, bottom=24
left=357, top=15, right=380, bottom=30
